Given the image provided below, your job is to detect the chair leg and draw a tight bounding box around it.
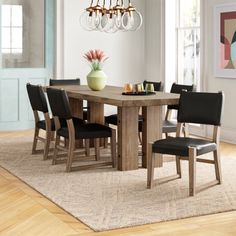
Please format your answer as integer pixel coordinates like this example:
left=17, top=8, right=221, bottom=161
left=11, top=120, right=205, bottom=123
left=138, top=132, right=142, bottom=145
left=66, top=137, right=75, bottom=172
left=213, top=149, right=222, bottom=184
left=43, top=130, right=51, bottom=160
left=51, top=131, right=55, bottom=141
left=104, top=138, right=108, bottom=148
left=32, top=127, right=39, bottom=154
left=189, top=147, right=197, bottom=196
left=111, top=129, right=117, bottom=168
left=52, top=134, right=60, bottom=165
left=85, top=139, right=90, bottom=156
left=176, top=156, right=182, bottom=178
left=183, top=123, right=189, bottom=137
left=147, top=143, right=155, bottom=189
left=94, top=138, right=100, bottom=161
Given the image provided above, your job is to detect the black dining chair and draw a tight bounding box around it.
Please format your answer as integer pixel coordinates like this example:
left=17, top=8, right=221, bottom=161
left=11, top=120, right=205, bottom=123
left=138, top=83, right=194, bottom=138
left=26, top=83, right=55, bottom=160
left=147, top=91, right=224, bottom=196
left=49, top=78, right=88, bottom=120
left=47, top=87, right=117, bottom=172
left=162, top=83, right=194, bottom=137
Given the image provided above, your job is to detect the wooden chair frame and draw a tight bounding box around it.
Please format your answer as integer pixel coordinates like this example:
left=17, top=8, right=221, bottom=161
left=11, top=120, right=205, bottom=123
left=147, top=123, right=222, bottom=196
left=31, top=110, right=54, bottom=160
left=52, top=116, right=117, bottom=172
left=164, top=109, right=189, bottom=138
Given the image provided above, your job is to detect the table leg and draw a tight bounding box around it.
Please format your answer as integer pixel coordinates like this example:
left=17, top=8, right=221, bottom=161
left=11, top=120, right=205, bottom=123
left=142, top=106, right=163, bottom=168
left=88, top=102, right=104, bottom=124
left=88, top=102, right=104, bottom=146
left=117, top=106, right=139, bottom=171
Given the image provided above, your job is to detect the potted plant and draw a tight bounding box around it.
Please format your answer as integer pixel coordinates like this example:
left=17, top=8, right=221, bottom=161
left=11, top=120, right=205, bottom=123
left=84, top=49, right=108, bottom=91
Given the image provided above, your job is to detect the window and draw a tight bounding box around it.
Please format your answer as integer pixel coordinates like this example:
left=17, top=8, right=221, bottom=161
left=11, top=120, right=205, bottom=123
left=165, top=0, right=200, bottom=91
left=176, top=0, right=200, bottom=90
left=1, top=5, right=23, bottom=54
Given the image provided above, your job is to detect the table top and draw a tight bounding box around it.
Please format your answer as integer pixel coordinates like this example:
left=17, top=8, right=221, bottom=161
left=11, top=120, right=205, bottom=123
left=50, top=85, right=179, bottom=107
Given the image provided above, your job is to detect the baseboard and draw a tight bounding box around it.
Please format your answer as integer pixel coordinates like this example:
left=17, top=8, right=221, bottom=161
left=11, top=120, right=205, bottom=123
left=199, top=126, right=236, bottom=145
left=220, top=127, right=236, bottom=144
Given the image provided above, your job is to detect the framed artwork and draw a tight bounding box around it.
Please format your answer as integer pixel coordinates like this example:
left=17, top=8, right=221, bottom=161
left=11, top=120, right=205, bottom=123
left=214, top=3, right=236, bottom=78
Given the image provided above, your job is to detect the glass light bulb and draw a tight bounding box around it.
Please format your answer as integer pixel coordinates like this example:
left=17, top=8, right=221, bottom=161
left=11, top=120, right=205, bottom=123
left=86, top=12, right=99, bottom=30
left=80, top=11, right=93, bottom=31
left=101, top=13, right=110, bottom=30
left=129, top=10, right=142, bottom=31
left=115, top=11, right=122, bottom=28
left=103, top=14, right=118, bottom=33
left=121, top=11, right=133, bottom=30
left=94, top=11, right=102, bottom=30
left=122, top=10, right=142, bottom=31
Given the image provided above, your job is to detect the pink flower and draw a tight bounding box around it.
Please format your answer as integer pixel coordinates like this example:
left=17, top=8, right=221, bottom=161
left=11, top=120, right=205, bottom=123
left=83, top=49, right=109, bottom=71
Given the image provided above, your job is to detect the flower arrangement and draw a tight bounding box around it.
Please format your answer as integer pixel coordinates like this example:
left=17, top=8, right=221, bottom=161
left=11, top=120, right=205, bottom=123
left=83, top=49, right=108, bottom=71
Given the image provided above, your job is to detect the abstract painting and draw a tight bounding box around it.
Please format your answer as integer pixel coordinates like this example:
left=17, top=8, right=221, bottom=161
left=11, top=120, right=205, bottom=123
left=214, top=4, right=236, bottom=78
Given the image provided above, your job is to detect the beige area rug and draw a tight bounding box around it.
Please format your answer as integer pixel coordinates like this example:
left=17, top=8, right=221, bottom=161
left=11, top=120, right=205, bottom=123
left=0, top=135, right=236, bottom=232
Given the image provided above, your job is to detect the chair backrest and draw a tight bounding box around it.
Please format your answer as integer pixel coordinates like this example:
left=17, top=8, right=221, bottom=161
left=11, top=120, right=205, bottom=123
left=47, top=88, right=72, bottom=119
left=26, top=83, right=48, bottom=113
left=177, top=91, right=224, bottom=126
left=143, top=80, right=162, bottom=92
left=168, top=83, right=194, bottom=110
left=49, top=79, right=81, bottom=86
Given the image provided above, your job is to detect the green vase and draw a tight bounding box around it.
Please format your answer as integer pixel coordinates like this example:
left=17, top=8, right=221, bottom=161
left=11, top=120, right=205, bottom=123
left=87, top=70, right=107, bottom=91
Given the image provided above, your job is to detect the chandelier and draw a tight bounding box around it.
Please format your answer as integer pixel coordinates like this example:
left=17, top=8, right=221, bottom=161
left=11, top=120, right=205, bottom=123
left=80, top=0, right=143, bottom=33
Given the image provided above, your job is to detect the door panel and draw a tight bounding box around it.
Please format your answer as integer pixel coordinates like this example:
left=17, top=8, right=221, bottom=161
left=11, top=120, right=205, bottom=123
left=0, top=0, right=54, bottom=131
left=0, top=78, right=19, bottom=122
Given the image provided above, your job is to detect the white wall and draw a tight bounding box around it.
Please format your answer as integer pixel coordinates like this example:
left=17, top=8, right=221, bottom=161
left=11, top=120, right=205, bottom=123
left=145, top=0, right=165, bottom=85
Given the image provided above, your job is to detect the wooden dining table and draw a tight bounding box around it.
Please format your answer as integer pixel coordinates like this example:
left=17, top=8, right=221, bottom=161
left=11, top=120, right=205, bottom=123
left=50, top=85, right=179, bottom=171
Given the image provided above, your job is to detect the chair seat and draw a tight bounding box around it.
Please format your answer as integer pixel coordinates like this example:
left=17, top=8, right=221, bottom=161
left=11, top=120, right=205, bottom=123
left=106, top=114, right=143, bottom=126
left=162, top=120, right=177, bottom=133
left=139, top=120, right=177, bottom=133
left=36, top=119, right=56, bottom=131
left=36, top=117, right=84, bottom=131
left=58, top=122, right=112, bottom=139
left=152, top=137, right=217, bottom=157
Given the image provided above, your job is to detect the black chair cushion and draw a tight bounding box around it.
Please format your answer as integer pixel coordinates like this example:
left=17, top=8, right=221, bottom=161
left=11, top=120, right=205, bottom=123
left=83, top=110, right=88, bottom=120
left=47, top=88, right=73, bottom=119
left=26, top=84, right=48, bottom=113
left=36, top=119, right=56, bottom=131
left=106, top=114, right=143, bottom=126
left=49, top=79, right=81, bottom=86
left=152, top=137, right=217, bottom=157
left=177, top=91, right=224, bottom=126
left=138, top=120, right=177, bottom=133
left=162, top=120, right=177, bottom=133
left=168, top=83, right=194, bottom=110
left=58, top=122, right=112, bottom=139
left=105, top=114, right=118, bottom=126
left=36, top=117, right=84, bottom=131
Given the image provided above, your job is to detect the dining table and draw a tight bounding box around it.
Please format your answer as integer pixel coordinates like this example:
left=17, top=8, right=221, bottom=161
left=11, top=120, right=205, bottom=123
left=50, top=85, right=179, bottom=171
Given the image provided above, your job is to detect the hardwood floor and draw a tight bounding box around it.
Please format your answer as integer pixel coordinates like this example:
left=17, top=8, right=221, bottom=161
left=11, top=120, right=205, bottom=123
left=0, top=130, right=236, bottom=236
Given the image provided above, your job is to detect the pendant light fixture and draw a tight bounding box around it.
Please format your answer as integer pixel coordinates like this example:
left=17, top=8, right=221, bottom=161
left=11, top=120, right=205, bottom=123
left=80, top=0, right=143, bottom=33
